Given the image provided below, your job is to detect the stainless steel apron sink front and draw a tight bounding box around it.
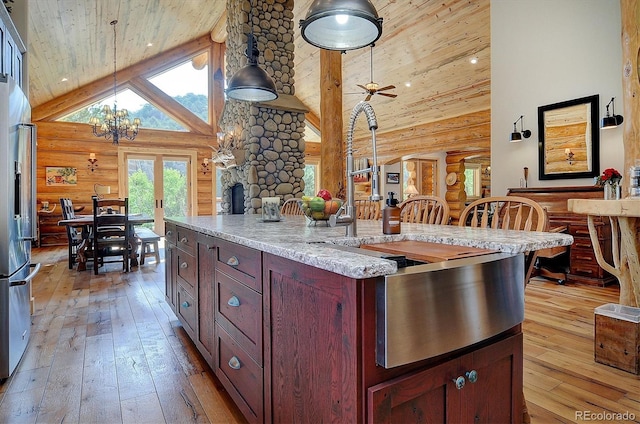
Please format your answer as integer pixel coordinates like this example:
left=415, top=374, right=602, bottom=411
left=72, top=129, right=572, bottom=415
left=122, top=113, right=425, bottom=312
left=376, top=252, right=524, bottom=368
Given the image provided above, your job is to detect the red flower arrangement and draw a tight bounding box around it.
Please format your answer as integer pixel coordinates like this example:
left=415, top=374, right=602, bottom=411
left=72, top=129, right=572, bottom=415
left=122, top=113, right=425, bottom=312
left=595, top=168, right=622, bottom=186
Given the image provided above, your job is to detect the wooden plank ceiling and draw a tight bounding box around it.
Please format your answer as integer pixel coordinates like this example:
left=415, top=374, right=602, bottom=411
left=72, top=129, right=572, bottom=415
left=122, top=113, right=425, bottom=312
left=27, top=0, right=490, bottom=156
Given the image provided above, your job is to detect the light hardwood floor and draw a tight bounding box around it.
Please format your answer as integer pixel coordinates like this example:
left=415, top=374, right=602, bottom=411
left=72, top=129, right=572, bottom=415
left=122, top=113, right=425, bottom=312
left=0, top=246, right=245, bottom=424
left=1, top=246, right=639, bottom=423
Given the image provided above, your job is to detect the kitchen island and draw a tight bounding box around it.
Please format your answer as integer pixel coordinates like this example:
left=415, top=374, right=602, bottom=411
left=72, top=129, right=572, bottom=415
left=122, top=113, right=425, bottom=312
left=164, top=215, right=572, bottom=423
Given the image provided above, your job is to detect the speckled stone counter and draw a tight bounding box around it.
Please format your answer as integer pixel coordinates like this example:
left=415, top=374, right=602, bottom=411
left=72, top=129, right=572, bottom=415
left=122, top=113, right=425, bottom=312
left=165, top=215, right=574, bottom=279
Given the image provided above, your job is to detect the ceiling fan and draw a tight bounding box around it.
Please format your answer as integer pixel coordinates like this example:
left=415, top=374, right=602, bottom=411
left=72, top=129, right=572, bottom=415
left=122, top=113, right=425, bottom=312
left=352, top=45, right=397, bottom=102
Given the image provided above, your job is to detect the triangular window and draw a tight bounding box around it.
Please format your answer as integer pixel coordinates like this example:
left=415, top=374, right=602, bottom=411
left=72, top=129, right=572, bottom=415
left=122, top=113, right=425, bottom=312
left=148, top=53, right=210, bottom=124
left=59, top=89, right=187, bottom=131
left=58, top=51, right=210, bottom=131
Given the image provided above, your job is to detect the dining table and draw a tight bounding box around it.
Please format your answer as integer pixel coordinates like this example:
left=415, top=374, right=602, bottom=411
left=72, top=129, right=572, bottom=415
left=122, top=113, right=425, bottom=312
left=58, top=214, right=155, bottom=271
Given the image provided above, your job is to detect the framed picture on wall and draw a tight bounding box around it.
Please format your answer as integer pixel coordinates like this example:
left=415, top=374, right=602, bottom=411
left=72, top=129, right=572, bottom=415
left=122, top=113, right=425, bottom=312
left=386, top=172, right=400, bottom=184
left=45, top=167, right=77, bottom=186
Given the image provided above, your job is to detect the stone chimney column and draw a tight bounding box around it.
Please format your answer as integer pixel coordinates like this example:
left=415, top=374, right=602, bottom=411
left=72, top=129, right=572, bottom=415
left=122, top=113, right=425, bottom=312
left=220, top=0, right=306, bottom=214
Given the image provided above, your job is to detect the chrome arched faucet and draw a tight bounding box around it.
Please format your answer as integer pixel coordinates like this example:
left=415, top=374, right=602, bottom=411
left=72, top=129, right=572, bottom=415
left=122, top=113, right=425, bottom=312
left=329, top=101, right=381, bottom=237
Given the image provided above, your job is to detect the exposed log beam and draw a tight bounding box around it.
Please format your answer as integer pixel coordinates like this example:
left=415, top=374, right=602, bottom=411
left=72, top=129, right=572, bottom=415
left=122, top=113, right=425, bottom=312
left=128, top=77, right=212, bottom=135
left=320, top=50, right=344, bottom=197
left=353, top=109, right=491, bottom=164
left=33, top=34, right=214, bottom=121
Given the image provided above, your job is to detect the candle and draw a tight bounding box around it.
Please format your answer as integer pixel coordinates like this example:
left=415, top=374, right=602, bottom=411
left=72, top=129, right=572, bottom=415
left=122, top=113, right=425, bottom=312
left=89, top=153, right=96, bottom=160
left=565, top=148, right=571, bottom=155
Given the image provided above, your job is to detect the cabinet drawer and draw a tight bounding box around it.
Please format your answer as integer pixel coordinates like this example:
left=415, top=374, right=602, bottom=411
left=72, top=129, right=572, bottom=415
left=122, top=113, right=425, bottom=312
left=216, top=269, right=262, bottom=363
left=568, top=223, right=609, bottom=240
left=216, top=325, right=263, bottom=423
left=217, top=239, right=262, bottom=292
left=177, top=227, right=197, bottom=255
left=572, top=237, right=594, bottom=250
left=165, top=223, right=177, bottom=245
left=570, top=257, right=606, bottom=279
left=177, top=250, right=197, bottom=294
left=177, top=284, right=196, bottom=336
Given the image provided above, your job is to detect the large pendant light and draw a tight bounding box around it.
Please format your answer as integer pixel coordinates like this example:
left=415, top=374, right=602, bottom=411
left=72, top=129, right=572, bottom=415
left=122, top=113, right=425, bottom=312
left=300, top=0, right=383, bottom=51
left=226, top=1, right=278, bottom=102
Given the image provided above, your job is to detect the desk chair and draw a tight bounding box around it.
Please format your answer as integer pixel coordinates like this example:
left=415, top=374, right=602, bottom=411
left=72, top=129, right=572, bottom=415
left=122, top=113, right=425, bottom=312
left=399, top=195, right=450, bottom=225
left=459, top=196, right=548, bottom=285
left=93, top=198, right=130, bottom=274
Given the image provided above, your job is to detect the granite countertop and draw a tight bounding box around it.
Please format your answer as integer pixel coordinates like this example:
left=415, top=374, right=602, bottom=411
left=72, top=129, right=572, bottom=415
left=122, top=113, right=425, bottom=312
left=166, top=215, right=574, bottom=279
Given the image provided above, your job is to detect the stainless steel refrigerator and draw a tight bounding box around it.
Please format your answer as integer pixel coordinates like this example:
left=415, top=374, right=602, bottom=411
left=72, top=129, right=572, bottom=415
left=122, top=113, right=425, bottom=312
left=0, top=74, right=40, bottom=380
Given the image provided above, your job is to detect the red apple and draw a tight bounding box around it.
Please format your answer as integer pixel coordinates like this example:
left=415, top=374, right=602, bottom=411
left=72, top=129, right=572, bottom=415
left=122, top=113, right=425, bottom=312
left=317, top=189, right=332, bottom=201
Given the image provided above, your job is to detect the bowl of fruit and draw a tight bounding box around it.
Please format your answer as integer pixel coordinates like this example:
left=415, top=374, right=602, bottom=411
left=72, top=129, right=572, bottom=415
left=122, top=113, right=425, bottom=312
left=301, top=189, right=343, bottom=226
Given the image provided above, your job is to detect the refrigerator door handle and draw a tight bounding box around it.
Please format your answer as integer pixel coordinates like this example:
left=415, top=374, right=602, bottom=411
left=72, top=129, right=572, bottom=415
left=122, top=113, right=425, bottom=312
left=11, top=263, right=40, bottom=286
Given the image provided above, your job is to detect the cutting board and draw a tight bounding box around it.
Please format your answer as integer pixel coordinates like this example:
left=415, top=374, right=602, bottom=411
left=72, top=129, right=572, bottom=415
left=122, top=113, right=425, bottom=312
left=360, top=241, right=497, bottom=263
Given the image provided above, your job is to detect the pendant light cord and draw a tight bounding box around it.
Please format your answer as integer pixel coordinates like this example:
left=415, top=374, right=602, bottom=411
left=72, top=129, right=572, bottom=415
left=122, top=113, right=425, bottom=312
left=111, top=20, right=118, bottom=107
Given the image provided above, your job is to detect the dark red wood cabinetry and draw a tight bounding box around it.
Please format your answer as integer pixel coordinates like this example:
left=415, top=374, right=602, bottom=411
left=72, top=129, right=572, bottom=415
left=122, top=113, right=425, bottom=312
left=164, top=222, right=523, bottom=423
left=368, top=333, right=522, bottom=423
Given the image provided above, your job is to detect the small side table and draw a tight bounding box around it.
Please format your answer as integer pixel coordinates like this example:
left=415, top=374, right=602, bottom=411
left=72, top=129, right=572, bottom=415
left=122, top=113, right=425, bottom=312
left=567, top=198, right=640, bottom=307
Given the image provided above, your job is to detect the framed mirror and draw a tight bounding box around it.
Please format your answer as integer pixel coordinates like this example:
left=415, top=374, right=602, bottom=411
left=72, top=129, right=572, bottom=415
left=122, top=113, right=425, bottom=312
left=537, top=94, right=599, bottom=180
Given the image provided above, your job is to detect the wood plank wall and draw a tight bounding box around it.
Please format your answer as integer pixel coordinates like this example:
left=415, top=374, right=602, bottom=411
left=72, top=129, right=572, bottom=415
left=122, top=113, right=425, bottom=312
left=33, top=37, right=225, bottom=244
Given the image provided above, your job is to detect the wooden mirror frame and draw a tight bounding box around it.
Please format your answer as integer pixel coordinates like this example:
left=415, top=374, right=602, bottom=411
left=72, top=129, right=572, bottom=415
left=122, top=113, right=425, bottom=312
left=537, top=94, right=600, bottom=180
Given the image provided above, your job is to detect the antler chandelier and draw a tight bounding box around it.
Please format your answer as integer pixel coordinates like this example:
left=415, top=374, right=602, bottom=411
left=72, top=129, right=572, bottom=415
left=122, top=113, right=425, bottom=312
left=89, top=20, right=141, bottom=144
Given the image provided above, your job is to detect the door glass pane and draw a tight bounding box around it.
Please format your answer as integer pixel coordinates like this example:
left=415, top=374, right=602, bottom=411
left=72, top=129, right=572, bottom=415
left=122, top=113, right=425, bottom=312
left=163, top=159, right=188, bottom=218
left=128, top=158, right=155, bottom=226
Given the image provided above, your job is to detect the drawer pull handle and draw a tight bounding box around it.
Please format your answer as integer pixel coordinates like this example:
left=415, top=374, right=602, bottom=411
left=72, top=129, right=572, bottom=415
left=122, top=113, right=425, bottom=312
left=181, top=301, right=190, bottom=308
left=207, top=245, right=215, bottom=250
left=227, top=256, right=239, bottom=267
left=576, top=256, right=593, bottom=260
left=166, top=230, right=173, bottom=236
left=180, top=237, right=188, bottom=243
left=465, top=370, right=478, bottom=383
left=228, top=296, right=240, bottom=307
left=575, top=230, right=590, bottom=235
left=228, top=356, right=241, bottom=370
left=453, top=376, right=465, bottom=390
left=575, top=268, right=594, bottom=274
left=180, top=262, right=188, bottom=269
left=575, top=243, right=592, bottom=248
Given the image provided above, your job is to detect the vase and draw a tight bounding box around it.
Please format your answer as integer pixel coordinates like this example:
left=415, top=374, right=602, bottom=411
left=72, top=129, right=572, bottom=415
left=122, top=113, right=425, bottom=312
left=604, top=183, right=621, bottom=200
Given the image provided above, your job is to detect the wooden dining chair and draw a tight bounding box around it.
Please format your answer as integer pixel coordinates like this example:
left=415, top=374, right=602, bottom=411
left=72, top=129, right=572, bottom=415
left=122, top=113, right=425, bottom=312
left=459, top=195, right=548, bottom=424
left=60, top=198, right=84, bottom=269
left=399, top=195, right=450, bottom=225
left=93, top=197, right=130, bottom=274
left=459, top=195, right=548, bottom=285
left=355, top=199, right=381, bottom=220
left=280, top=198, right=304, bottom=216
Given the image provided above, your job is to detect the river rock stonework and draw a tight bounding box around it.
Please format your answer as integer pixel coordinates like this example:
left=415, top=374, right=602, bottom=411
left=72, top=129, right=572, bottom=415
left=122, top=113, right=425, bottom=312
left=220, top=0, right=305, bottom=215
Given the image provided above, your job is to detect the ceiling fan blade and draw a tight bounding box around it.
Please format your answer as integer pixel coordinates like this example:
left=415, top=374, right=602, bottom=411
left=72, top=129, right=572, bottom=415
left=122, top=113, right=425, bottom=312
left=365, top=94, right=372, bottom=101
left=378, top=92, right=398, bottom=98
left=357, top=84, right=368, bottom=91
left=376, top=85, right=396, bottom=92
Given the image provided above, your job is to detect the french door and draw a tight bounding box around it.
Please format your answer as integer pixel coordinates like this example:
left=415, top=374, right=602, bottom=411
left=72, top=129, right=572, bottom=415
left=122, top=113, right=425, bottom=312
left=118, top=147, right=197, bottom=234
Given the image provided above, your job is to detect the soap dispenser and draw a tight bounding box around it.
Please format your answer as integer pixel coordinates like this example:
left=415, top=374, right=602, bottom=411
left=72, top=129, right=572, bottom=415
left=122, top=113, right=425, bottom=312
left=382, top=192, right=401, bottom=235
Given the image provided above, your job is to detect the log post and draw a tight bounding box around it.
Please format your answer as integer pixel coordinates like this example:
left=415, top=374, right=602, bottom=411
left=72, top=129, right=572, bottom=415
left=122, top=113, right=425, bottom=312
left=319, top=50, right=344, bottom=198
left=622, top=0, right=640, bottom=190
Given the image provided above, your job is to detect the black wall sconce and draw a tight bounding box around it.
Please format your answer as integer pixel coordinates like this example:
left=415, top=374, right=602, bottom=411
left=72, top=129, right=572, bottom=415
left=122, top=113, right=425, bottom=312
left=87, top=153, right=98, bottom=172
left=510, top=115, right=531, bottom=142
left=601, top=97, right=623, bottom=129
left=565, top=148, right=575, bottom=165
